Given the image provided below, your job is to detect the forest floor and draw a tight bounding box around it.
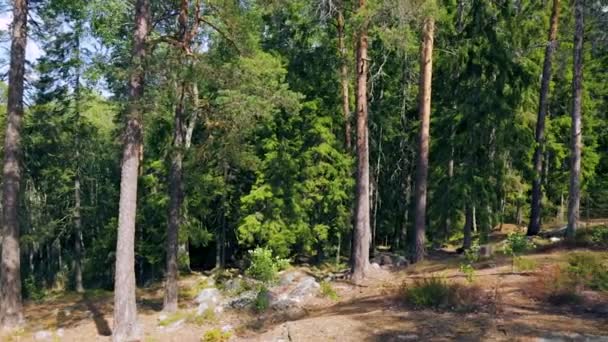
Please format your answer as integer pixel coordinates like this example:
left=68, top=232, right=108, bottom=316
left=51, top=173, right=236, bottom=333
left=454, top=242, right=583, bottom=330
left=4, top=224, right=608, bottom=342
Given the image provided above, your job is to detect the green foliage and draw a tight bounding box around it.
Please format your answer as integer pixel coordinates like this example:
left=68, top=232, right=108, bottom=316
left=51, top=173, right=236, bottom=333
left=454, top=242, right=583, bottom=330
left=245, top=247, right=290, bottom=283
left=513, top=257, right=537, bottom=272
left=590, top=226, right=608, bottom=246
left=567, top=252, right=608, bottom=292
left=201, top=329, right=232, bottom=342
left=320, top=281, right=339, bottom=301
left=459, top=244, right=480, bottom=283
left=504, top=234, right=534, bottom=257
left=254, top=286, right=271, bottom=312
left=401, top=277, right=486, bottom=312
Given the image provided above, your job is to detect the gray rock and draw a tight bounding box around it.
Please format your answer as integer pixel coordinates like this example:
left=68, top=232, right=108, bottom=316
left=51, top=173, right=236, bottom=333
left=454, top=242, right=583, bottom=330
left=371, top=262, right=381, bottom=270
left=380, top=255, right=393, bottom=265
left=223, top=278, right=242, bottom=293
left=34, top=330, right=53, bottom=341
left=395, top=256, right=409, bottom=267
left=226, top=290, right=257, bottom=309
left=195, top=288, right=222, bottom=315
left=479, top=244, right=494, bottom=258
left=289, top=276, right=320, bottom=300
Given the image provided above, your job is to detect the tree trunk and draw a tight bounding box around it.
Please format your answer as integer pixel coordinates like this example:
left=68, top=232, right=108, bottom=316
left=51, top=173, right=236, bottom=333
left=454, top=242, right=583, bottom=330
left=163, top=85, right=186, bottom=313
left=412, top=17, right=434, bottom=264
left=74, top=170, right=84, bottom=293
left=528, top=0, right=560, bottom=236
left=462, top=206, right=473, bottom=250
left=0, top=0, right=28, bottom=330
left=113, top=0, right=149, bottom=340
left=351, top=0, right=370, bottom=283
left=567, top=0, right=583, bottom=239
left=337, top=9, right=351, bottom=150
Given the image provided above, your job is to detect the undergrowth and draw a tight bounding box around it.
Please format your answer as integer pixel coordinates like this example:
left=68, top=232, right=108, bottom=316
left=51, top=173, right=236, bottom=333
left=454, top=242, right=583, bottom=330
left=401, top=276, right=488, bottom=312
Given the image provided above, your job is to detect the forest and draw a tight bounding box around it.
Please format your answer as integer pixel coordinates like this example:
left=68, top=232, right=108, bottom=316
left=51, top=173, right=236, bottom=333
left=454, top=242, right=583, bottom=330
left=0, top=0, right=607, bottom=341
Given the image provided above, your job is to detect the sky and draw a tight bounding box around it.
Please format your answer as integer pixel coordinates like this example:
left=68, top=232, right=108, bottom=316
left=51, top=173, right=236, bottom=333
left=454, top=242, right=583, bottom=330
left=0, top=10, right=43, bottom=64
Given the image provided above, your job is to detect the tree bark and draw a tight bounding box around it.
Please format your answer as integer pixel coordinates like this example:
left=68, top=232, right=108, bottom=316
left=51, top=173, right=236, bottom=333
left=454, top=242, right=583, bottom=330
left=351, top=0, right=370, bottom=283
left=528, top=0, right=560, bottom=236
left=462, top=206, right=473, bottom=250
left=337, top=8, right=351, bottom=150
left=113, top=0, right=149, bottom=340
left=163, top=85, right=185, bottom=313
left=412, top=17, right=434, bottom=264
left=567, top=0, right=583, bottom=239
left=0, top=0, right=28, bottom=330
left=74, top=168, right=84, bottom=293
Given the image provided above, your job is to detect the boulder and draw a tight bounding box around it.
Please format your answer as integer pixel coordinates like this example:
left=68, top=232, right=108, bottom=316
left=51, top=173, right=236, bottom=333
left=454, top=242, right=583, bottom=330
left=395, top=256, right=409, bottom=267
left=195, top=288, right=222, bottom=315
left=289, top=276, right=320, bottom=300
left=226, top=290, right=257, bottom=309
left=479, top=244, right=494, bottom=258
left=223, top=278, right=243, bottom=293
left=371, top=262, right=381, bottom=270
left=380, top=255, right=393, bottom=266
left=34, top=331, right=53, bottom=341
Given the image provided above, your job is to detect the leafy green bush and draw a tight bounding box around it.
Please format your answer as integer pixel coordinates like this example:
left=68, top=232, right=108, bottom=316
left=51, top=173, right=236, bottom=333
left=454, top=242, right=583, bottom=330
left=401, top=277, right=486, bottom=312
left=567, top=252, right=608, bottom=291
left=504, top=233, right=535, bottom=271
left=320, top=281, right=339, bottom=301
left=459, top=244, right=480, bottom=283
left=590, top=226, right=608, bottom=246
left=201, top=328, right=232, bottom=342
left=254, top=286, right=270, bottom=312
left=245, top=247, right=290, bottom=283
left=24, top=275, right=46, bottom=302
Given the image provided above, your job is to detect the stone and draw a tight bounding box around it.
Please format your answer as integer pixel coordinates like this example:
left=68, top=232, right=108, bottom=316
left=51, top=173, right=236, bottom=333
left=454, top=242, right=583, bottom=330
left=380, top=255, right=393, bottom=265
left=165, top=319, right=185, bottom=333
left=195, top=288, right=222, bottom=315
left=34, top=331, right=53, bottom=341
left=479, top=244, right=493, bottom=258
left=279, top=271, right=300, bottom=286
left=223, top=278, right=242, bottom=293
left=395, top=256, right=409, bottom=267
left=371, top=262, right=381, bottom=270
left=289, top=276, right=320, bottom=300
left=226, top=290, right=257, bottom=309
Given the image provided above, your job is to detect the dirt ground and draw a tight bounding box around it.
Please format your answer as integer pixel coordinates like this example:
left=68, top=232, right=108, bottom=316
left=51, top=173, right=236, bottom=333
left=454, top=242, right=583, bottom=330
left=3, top=243, right=608, bottom=342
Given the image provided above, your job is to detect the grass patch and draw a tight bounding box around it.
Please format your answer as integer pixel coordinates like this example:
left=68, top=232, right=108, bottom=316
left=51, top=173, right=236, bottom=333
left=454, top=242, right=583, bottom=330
left=401, top=276, right=488, bottom=312
left=201, top=328, right=232, bottom=342
left=514, top=257, right=537, bottom=272
left=183, top=278, right=212, bottom=300
left=320, top=281, right=339, bottom=301
left=254, top=286, right=270, bottom=312
left=159, top=309, right=217, bottom=327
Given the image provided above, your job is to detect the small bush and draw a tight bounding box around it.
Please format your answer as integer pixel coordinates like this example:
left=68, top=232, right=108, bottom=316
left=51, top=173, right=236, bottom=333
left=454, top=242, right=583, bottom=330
left=201, top=328, right=232, bottom=342
left=504, top=233, right=535, bottom=271
left=401, top=277, right=487, bottom=312
left=459, top=244, right=480, bottom=283
left=246, top=247, right=290, bottom=283
left=514, top=257, right=537, bottom=272
left=567, top=252, right=608, bottom=292
left=254, top=286, right=270, bottom=312
left=590, top=226, right=608, bottom=246
left=320, top=281, right=339, bottom=301
left=529, top=265, right=581, bottom=305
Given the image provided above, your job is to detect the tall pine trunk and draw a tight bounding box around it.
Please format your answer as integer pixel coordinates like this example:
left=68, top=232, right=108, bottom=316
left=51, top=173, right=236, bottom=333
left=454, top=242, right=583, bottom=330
left=528, top=0, right=560, bottom=236
left=412, top=17, right=434, bottom=263
left=567, top=0, right=583, bottom=239
left=351, top=0, right=370, bottom=283
left=337, top=8, right=351, bottom=150
left=462, top=206, right=473, bottom=250
left=113, top=0, right=149, bottom=340
left=74, top=165, right=84, bottom=293
left=163, top=85, right=185, bottom=312
left=0, top=0, right=28, bottom=329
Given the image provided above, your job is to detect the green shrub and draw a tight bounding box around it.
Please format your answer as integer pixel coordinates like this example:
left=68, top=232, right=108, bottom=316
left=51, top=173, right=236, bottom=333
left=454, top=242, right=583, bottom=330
left=24, top=275, right=46, bottom=302
left=459, top=244, right=480, bottom=283
left=514, top=257, right=537, bottom=272
left=254, top=286, right=270, bottom=312
left=201, top=328, right=232, bottom=342
left=590, top=226, right=608, bottom=246
left=504, top=233, right=535, bottom=271
left=246, top=247, right=290, bottom=283
left=567, top=252, right=608, bottom=291
left=401, top=277, right=486, bottom=312
left=320, top=281, right=339, bottom=301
